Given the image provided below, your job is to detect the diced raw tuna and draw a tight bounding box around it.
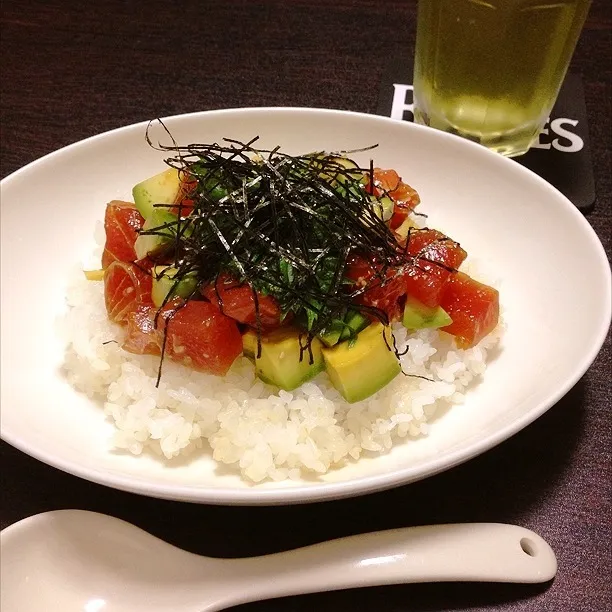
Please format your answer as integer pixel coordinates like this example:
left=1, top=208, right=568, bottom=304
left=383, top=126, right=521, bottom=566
left=403, top=229, right=468, bottom=307
left=344, top=255, right=407, bottom=322
left=345, top=228, right=468, bottom=320
left=102, top=201, right=145, bottom=268
left=104, top=261, right=153, bottom=324
left=439, top=271, right=499, bottom=348
left=202, top=274, right=283, bottom=329
left=122, top=304, right=162, bottom=355
left=369, top=168, right=421, bottom=230
left=123, top=299, right=243, bottom=376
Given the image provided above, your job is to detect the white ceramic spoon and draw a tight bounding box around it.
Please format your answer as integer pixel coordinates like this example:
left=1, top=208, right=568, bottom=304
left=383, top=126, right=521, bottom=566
left=0, top=510, right=556, bottom=612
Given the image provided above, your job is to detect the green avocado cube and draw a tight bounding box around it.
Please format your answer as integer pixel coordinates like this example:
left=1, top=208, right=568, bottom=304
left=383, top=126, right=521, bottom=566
left=402, top=296, right=452, bottom=330
left=322, top=323, right=401, bottom=403
left=243, top=328, right=325, bottom=391
left=134, top=209, right=181, bottom=260
left=151, top=266, right=199, bottom=307
left=132, top=167, right=181, bottom=220
left=318, top=311, right=370, bottom=347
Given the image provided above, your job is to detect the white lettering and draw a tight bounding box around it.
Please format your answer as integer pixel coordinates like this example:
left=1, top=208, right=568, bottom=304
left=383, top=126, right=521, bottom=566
left=550, top=118, right=583, bottom=152
left=390, top=84, right=414, bottom=121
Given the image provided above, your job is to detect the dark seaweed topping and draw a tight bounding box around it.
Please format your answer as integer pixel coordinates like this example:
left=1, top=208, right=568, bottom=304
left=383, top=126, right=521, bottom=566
left=141, top=121, right=463, bottom=377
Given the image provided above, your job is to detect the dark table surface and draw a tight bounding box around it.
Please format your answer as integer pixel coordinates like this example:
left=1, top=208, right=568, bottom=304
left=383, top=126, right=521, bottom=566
left=1, top=1, right=611, bottom=610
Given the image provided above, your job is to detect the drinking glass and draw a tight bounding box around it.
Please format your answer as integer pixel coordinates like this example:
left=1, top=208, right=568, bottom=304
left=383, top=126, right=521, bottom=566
left=413, top=0, right=591, bottom=157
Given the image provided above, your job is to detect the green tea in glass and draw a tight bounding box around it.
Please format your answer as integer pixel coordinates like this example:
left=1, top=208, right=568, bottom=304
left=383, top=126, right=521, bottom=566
left=413, top=0, right=591, bottom=157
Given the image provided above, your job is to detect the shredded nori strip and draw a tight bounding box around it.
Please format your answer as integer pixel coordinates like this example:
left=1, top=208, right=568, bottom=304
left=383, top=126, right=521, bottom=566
left=141, top=120, right=463, bottom=379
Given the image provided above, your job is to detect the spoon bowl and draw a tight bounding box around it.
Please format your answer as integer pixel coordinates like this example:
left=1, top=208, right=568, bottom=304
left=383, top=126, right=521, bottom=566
left=1, top=510, right=557, bottom=612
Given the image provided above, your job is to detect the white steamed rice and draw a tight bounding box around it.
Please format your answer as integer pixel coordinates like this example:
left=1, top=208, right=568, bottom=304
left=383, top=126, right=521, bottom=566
left=61, top=258, right=503, bottom=483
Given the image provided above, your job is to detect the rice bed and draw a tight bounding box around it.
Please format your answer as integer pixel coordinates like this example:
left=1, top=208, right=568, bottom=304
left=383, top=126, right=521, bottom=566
left=61, top=268, right=501, bottom=483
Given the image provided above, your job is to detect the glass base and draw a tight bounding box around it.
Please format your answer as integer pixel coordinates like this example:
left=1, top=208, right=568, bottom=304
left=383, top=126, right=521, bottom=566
left=414, top=107, right=536, bottom=158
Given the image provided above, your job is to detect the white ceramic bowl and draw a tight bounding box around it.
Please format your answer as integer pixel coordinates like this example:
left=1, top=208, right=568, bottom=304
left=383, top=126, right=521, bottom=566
left=1, top=108, right=610, bottom=504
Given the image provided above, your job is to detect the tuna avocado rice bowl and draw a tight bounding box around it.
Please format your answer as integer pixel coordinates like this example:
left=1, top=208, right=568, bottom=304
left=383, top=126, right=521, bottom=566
left=62, top=127, right=503, bottom=482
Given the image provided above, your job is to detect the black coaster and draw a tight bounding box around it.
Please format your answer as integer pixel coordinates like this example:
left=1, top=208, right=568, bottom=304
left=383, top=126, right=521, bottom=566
left=377, top=57, right=596, bottom=212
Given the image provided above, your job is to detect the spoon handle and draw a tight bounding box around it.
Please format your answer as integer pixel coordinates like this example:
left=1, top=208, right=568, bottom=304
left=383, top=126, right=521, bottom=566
left=223, top=523, right=556, bottom=607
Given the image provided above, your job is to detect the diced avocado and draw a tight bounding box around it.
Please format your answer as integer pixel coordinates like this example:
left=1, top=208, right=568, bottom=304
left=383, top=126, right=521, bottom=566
left=308, top=154, right=365, bottom=189
left=371, top=195, right=394, bottom=222
left=134, top=209, right=180, bottom=260
left=132, top=167, right=181, bottom=220
left=318, top=311, right=369, bottom=347
left=394, top=216, right=419, bottom=240
left=151, top=266, right=199, bottom=307
left=402, top=296, right=452, bottom=330
left=322, top=322, right=401, bottom=403
left=242, top=331, right=257, bottom=359
left=312, top=155, right=394, bottom=223
left=326, top=156, right=366, bottom=185
left=242, top=328, right=324, bottom=391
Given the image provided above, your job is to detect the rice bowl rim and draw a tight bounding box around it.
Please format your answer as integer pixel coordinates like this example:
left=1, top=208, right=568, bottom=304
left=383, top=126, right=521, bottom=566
left=0, top=107, right=609, bottom=505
